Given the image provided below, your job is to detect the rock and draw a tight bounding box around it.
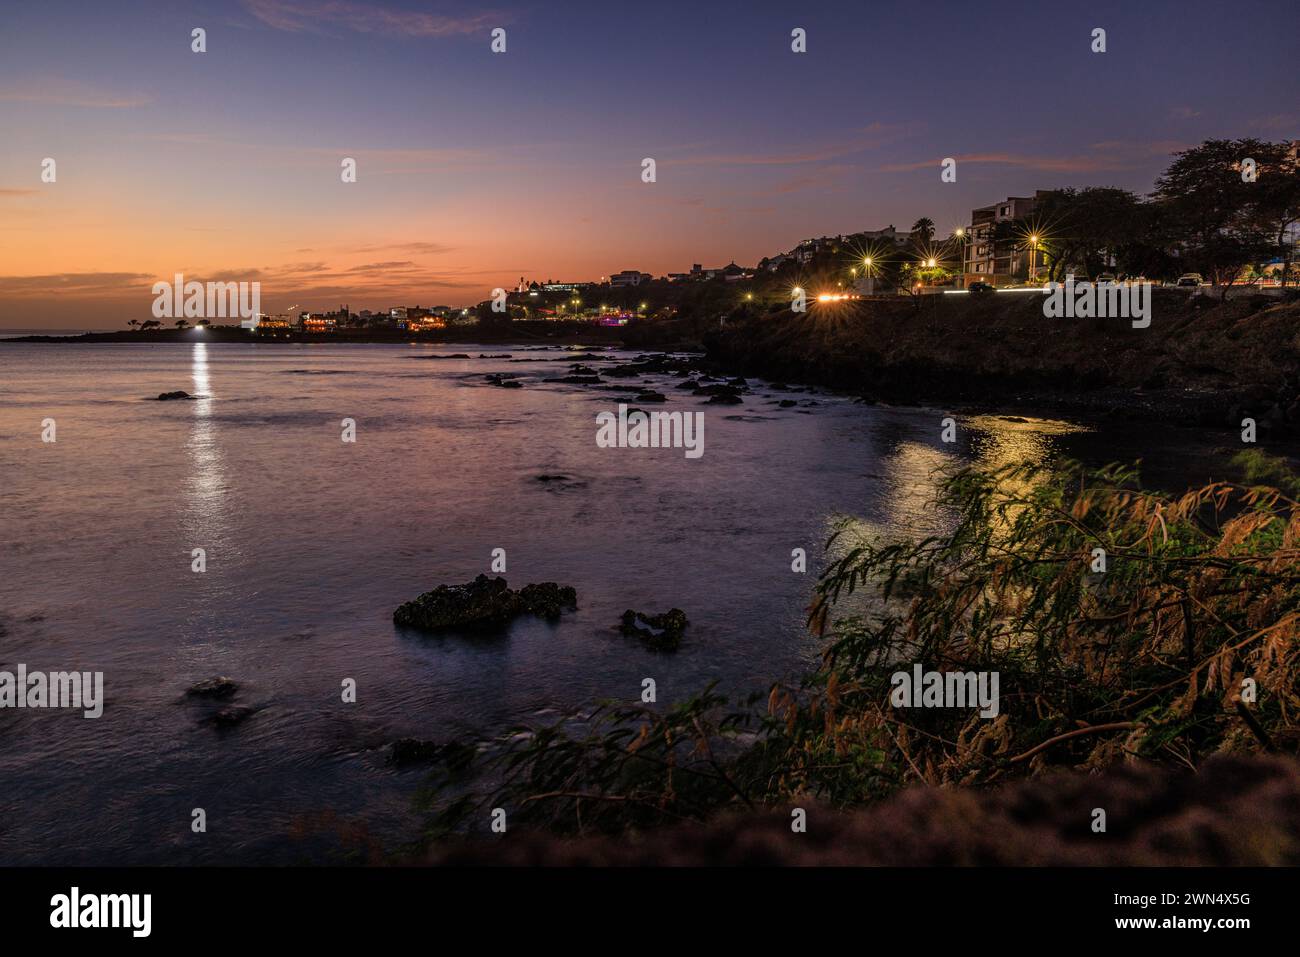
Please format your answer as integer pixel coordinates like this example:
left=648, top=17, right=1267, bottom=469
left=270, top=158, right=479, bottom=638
left=187, top=676, right=238, bottom=699
left=778, top=399, right=797, bottom=408
left=676, top=380, right=700, bottom=390
left=544, top=375, right=604, bottom=384
left=209, top=706, right=256, bottom=728
left=635, top=391, right=667, bottom=402
left=693, top=383, right=743, bottom=397
left=393, top=575, right=577, bottom=633
left=518, top=582, right=579, bottom=621
left=395, top=741, right=480, bottom=775
left=707, top=394, right=744, bottom=405
left=619, top=608, right=688, bottom=652
left=156, top=390, right=193, bottom=401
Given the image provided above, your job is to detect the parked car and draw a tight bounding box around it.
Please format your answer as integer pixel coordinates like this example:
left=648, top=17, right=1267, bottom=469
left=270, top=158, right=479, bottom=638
left=968, top=281, right=994, bottom=295
left=1176, top=273, right=1204, bottom=287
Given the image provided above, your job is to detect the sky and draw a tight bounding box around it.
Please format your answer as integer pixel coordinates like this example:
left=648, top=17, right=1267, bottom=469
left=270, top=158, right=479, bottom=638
left=1, top=0, right=1297, bottom=328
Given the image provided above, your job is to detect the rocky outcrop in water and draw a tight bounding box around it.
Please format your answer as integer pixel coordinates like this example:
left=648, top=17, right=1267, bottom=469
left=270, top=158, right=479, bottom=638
left=156, top=390, right=194, bottom=401
left=394, top=575, right=577, bottom=632
left=187, top=677, right=238, bottom=699
left=620, top=608, right=688, bottom=651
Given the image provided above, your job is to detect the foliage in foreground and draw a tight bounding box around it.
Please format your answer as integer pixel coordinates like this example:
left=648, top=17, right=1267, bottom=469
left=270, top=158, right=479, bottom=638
left=422, top=454, right=1300, bottom=836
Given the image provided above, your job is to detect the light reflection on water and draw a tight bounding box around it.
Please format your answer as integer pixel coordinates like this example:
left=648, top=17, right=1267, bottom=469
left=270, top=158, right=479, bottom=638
left=0, top=342, right=1239, bottom=864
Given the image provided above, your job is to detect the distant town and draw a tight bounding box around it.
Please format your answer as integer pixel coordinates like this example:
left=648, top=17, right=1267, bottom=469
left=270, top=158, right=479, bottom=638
left=118, top=137, right=1298, bottom=337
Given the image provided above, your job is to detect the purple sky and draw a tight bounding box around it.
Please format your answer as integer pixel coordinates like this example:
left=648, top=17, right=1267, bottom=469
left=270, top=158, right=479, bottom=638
left=1, top=0, right=1296, bottom=327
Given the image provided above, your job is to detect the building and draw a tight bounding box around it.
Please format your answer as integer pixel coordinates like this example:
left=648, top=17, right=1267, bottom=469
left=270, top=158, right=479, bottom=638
left=609, top=270, right=652, bottom=287
left=300, top=314, right=339, bottom=333
left=963, top=192, right=1051, bottom=286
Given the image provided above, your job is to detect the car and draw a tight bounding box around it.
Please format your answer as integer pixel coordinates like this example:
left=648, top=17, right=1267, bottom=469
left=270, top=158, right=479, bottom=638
left=968, top=281, right=994, bottom=295
left=1176, top=273, right=1204, bottom=287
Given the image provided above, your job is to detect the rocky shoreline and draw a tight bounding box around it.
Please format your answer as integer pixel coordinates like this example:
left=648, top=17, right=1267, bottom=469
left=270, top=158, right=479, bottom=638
left=704, top=290, right=1300, bottom=435
left=10, top=290, right=1300, bottom=435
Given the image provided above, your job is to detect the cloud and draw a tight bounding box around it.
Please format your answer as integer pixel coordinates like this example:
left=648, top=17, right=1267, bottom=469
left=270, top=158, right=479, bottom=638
left=0, top=189, right=40, bottom=198
left=354, top=241, right=457, bottom=255
left=0, top=272, right=153, bottom=296
left=879, top=141, right=1192, bottom=175
left=671, top=122, right=921, bottom=168
left=243, top=0, right=505, bottom=37
left=0, top=79, right=150, bottom=109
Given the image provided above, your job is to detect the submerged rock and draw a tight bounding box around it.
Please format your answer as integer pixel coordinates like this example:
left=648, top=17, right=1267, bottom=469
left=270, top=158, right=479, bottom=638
left=393, top=574, right=577, bottom=632
left=620, top=608, right=688, bottom=652
left=156, top=390, right=193, bottom=401
left=209, top=706, right=256, bottom=728
left=187, top=676, right=238, bottom=699
left=388, top=738, right=475, bottom=771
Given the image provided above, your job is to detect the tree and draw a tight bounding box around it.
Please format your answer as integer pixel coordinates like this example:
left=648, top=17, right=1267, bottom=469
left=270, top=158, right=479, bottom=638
left=1153, top=139, right=1279, bottom=297
left=127, top=319, right=139, bottom=330
left=1251, top=143, right=1300, bottom=287
left=1025, top=188, right=1147, bottom=281
left=174, top=319, right=189, bottom=330
left=140, top=319, right=162, bottom=330
left=910, top=217, right=935, bottom=247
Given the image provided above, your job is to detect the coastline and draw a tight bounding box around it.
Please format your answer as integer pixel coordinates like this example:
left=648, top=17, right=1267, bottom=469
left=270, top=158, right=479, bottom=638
left=7, top=288, right=1300, bottom=438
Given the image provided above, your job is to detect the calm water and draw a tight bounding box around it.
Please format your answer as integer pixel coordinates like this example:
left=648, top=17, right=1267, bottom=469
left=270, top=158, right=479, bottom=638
left=0, top=341, right=1245, bottom=863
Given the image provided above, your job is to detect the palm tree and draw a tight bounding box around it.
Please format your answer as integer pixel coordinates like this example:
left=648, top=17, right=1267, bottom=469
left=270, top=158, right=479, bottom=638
left=127, top=319, right=139, bottom=330
left=911, top=217, right=936, bottom=245
left=174, top=319, right=189, bottom=330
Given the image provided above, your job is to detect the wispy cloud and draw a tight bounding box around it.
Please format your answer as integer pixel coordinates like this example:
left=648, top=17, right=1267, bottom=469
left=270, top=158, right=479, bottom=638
left=0, top=188, right=41, bottom=198
left=0, top=272, right=154, bottom=295
left=0, top=80, right=150, bottom=109
left=879, top=140, right=1190, bottom=175
left=243, top=0, right=505, bottom=37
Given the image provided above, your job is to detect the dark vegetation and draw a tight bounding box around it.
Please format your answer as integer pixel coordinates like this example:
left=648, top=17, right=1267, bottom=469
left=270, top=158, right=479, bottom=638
left=417, top=452, right=1300, bottom=845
